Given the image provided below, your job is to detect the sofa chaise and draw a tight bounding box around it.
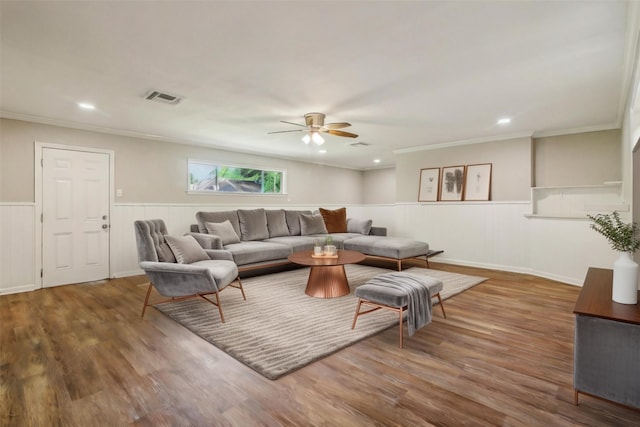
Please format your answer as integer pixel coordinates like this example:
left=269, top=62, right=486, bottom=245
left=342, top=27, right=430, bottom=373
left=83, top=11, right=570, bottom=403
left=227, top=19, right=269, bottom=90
left=188, top=208, right=430, bottom=272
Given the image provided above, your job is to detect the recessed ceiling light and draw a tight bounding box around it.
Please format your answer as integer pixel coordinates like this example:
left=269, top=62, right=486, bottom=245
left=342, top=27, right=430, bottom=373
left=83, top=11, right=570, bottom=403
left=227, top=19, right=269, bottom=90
left=78, top=102, right=96, bottom=110
left=318, top=149, right=327, bottom=154
left=373, top=159, right=381, bottom=163
left=497, top=117, right=511, bottom=125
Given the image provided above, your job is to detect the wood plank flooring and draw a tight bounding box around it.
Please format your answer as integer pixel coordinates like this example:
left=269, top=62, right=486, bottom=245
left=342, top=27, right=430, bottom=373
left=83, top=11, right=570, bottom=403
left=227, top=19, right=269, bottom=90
left=2, top=260, right=640, bottom=426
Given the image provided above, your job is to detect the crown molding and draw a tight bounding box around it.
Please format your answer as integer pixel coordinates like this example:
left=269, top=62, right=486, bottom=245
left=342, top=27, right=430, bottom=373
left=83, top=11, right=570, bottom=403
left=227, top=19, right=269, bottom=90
left=393, top=131, right=534, bottom=154
left=532, top=123, right=621, bottom=139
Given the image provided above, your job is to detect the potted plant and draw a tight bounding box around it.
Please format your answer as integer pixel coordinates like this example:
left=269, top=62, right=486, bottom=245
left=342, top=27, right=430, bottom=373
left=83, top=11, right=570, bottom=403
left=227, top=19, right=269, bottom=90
left=324, top=236, right=336, bottom=256
left=313, top=239, right=323, bottom=256
left=587, top=211, right=640, bottom=304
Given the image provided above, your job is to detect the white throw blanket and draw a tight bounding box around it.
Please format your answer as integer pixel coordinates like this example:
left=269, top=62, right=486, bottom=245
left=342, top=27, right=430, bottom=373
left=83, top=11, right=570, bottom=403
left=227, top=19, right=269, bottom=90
left=367, top=272, right=433, bottom=336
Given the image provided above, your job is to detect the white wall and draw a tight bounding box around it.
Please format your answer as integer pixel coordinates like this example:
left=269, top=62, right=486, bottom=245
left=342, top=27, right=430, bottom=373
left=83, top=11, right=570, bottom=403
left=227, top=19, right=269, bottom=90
left=362, top=202, right=617, bottom=285
left=383, top=129, right=627, bottom=286
left=0, top=199, right=618, bottom=295
left=0, top=201, right=366, bottom=293
left=0, top=204, right=36, bottom=294
left=0, top=117, right=368, bottom=293
left=0, top=122, right=634, bottom=293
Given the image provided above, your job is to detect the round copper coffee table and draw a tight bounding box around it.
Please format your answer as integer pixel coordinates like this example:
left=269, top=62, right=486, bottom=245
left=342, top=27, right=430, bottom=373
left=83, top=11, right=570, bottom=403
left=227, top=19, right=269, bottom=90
left=288, top=249, right=366, bottom=298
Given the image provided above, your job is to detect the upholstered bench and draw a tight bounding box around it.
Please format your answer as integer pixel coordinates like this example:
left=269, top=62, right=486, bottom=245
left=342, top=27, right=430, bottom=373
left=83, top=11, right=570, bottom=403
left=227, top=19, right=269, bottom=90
left=351, top=272, right=446, bottom=348
left=343, top=236, right=430, bottom=271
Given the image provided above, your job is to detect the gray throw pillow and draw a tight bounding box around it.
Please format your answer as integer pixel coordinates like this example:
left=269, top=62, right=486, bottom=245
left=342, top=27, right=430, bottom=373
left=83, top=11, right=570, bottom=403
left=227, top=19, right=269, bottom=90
left=285, top=210, right=312, bottom=235
left=205, top=220, right=241, bottom=245
left=237, top=209, right=269, bottom=241
left=265, top=209, right=289, bottom=237
left=347, top=218, right=373, bottom=235
left=299, top=213, right=328, bottom=235
left=164, top=235, right=210, bottom=264
left=156, top=241, right=177, bottom=263
left=196, top=210, right=241, bottom=236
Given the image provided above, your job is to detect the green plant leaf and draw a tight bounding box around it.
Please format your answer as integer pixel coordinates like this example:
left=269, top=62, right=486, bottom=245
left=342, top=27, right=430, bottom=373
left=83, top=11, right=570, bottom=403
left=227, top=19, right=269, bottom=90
left=587, top=211, right=640, bottom=253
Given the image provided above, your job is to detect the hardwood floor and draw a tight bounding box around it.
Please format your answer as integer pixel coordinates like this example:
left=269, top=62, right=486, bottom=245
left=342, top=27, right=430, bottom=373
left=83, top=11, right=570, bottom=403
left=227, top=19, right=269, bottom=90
left=2, top=260, right=639, bottom=426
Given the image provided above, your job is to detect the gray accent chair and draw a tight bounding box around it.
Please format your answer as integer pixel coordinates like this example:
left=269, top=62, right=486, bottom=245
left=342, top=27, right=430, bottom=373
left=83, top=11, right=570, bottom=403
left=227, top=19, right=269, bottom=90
left=134, top=219, right=245, bottom=322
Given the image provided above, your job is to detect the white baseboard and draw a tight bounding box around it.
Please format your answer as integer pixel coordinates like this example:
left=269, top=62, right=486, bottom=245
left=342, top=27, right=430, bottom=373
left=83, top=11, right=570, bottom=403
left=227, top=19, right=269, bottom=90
left=113, top=269, right=144, bottom=278
left=433, top=257, right=582, bottom=286
left=0, top=283, right=37, bottom=295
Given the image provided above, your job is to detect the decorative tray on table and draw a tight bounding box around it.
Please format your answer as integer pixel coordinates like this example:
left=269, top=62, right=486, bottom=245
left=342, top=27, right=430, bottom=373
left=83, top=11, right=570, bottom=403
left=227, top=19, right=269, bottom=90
left=311, top=253, right=338, bottom=259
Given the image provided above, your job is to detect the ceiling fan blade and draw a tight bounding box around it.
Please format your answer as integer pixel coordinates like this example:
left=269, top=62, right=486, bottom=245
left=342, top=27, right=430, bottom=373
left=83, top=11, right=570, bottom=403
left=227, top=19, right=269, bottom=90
left=280, top=120, right=307, bottom=127
left=268, top=129, right=304, bottom=134
left=323, top=122, right=351, bottom=130
left=325, top=129, right=359, bottom=138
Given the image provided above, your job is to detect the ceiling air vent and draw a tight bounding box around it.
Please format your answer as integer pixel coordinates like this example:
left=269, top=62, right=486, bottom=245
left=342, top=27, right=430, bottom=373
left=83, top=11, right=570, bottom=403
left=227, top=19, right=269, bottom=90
left=144, top=90, right=183, bottom=105
left=349, top=142, right=371, bottom=147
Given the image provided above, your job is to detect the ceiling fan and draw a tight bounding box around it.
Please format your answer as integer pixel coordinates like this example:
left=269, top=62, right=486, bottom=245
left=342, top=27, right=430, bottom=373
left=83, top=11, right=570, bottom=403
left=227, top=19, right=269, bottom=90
left=268, top=112, right=358, bottom=145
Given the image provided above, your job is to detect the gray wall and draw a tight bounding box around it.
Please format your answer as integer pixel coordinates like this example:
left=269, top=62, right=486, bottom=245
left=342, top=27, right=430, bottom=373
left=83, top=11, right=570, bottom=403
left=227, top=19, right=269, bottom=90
left=362, top=167, right=395, bottom=204
left=0, top=118, right=363, bottom=205
left=0, top=118, right=626, bottom=209
left=533, top=129, right=621, bottom=187
left=394, top=136, right=532, bottom=202
left=391, top=130, right=621, bottom=203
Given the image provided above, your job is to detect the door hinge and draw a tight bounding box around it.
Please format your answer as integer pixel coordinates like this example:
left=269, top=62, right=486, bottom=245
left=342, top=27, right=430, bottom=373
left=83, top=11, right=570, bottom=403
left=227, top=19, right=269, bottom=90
left=41, top=213, right=43, bottom=223
left=40, top=269, right=43, bottom=278
left=41, top=158, right=43, bottom=167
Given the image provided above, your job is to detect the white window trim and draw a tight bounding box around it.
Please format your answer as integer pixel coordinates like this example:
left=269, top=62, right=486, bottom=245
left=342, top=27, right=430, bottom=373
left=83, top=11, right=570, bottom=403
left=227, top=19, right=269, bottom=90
left=186, top=158, right=288, bottom=195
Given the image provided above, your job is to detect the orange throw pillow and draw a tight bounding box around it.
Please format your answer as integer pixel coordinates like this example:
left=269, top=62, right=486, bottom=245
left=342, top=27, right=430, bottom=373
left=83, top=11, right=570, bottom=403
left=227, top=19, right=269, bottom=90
left=319, top=207, right=347, bottom=233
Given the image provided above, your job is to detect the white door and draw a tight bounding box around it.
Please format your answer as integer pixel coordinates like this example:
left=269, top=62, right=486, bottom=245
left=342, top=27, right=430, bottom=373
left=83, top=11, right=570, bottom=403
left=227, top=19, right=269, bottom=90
left=42, top=148, right=110, bottom=287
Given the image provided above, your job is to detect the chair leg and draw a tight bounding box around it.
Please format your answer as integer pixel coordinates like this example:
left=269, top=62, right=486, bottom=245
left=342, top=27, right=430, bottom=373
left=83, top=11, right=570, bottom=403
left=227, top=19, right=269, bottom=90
left=197, top=292, right=226, bottom=323
left=141, top=283, right=154, bottom=318
left=398, top=306, right=404, bottom=348
left=236, top=276, right=246, bottom=300
left=435, top=292, right=447, bottom=319
left=351, top=299, right=363, bottom=329
left=352, top=299, right=406, bottom=347
left=214, top=291, right=225, bottom=323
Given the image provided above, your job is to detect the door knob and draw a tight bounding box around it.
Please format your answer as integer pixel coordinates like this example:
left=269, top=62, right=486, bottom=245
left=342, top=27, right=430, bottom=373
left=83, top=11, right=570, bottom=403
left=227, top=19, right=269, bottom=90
left=102, top=224, right=109, bottom=229
left=102, top=215, right=108, bottom=220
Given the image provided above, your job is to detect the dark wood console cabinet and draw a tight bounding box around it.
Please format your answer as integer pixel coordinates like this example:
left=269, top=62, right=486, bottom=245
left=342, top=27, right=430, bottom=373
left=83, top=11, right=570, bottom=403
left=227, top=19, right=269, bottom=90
left=573, top=267, right=640, bottom=409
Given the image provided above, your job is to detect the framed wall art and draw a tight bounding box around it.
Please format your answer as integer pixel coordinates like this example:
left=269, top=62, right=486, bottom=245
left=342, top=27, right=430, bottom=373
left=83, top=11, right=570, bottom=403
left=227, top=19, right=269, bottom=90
left=439, top=165, right=466, bottom=201
left=464, top=163, right=492, bottom=201
left=418, top=167, right=440, bottom=202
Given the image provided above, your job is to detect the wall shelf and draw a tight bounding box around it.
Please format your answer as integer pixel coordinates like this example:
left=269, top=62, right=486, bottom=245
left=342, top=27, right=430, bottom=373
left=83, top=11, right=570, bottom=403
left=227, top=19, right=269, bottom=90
left=529, top=182, right=628, bottom=218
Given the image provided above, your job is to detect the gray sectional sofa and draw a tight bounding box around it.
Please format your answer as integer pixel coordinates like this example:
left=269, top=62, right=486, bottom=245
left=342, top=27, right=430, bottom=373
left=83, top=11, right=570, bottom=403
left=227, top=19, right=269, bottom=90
left=188, top=208, right=430, bottom=272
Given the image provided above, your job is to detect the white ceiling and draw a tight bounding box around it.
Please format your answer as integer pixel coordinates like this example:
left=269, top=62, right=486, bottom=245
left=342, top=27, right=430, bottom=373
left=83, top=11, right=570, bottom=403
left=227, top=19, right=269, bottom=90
left=1, top=1, right=636, bottom=170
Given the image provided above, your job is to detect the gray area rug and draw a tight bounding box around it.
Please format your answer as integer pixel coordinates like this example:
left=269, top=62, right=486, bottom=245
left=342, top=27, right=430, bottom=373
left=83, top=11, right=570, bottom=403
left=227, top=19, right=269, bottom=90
left=155, top=264, right=487, bottom=380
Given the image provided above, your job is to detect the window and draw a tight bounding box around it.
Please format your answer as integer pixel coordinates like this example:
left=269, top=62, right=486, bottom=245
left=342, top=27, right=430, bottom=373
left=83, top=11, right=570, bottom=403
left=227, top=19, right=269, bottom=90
left=188, top=159, right=286, bottom=194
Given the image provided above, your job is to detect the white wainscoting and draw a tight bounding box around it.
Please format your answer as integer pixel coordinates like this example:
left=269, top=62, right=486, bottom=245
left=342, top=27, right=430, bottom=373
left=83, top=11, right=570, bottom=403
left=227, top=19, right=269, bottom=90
left=362, top=202, right=618, bottom=285
left=1, top=202, right=620, bottom=295
left=526, top=216, right=618, bottom=284
left=0, top=204, right=36, bottom=294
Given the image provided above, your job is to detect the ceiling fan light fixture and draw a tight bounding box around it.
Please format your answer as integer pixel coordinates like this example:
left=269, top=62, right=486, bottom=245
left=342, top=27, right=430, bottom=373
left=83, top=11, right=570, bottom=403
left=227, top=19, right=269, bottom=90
left=311, top=132, right=325, bottom=145
left=274, top=112, right=355, bottom=144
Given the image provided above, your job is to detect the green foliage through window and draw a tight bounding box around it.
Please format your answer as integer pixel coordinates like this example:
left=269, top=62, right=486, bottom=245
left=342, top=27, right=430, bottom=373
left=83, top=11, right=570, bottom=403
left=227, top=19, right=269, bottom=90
left=188, top=160, right=285, bottom=194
